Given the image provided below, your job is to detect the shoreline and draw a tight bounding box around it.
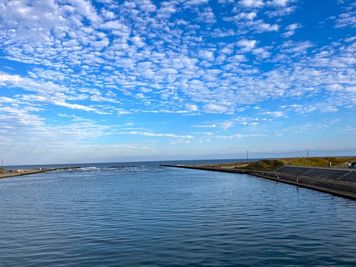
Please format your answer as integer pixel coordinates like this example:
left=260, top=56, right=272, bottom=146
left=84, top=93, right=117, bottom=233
left=2, top=162, right=355, bottom=200
left=0, top=167, right=80, bottom=180
left=161, top=164, right=356, bottom=200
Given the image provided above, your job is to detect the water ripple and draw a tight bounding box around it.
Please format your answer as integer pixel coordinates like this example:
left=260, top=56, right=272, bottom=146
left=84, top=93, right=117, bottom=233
left=0, top=163, right=355, bottom=266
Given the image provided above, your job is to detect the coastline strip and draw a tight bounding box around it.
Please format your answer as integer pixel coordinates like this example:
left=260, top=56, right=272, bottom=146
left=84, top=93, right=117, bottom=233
left=0, top=167, right=80, bottom=180
left=161, top=164, right=356, bottom=200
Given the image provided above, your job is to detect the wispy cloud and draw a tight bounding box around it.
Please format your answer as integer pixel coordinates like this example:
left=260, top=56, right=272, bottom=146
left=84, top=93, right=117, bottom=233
left=117, top=131, right=194, bottom=139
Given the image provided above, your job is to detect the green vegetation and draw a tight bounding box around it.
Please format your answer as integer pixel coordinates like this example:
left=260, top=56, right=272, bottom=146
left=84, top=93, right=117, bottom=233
left=210, top=156, right=356, bottom=172
left=242, top=159, right=285, bottom=171
left=283, top=157, right=356, bottom=168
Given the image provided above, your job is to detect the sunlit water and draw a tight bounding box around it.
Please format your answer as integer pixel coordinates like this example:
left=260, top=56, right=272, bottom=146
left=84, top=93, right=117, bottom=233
left=1, top=161, right=355, bottom=266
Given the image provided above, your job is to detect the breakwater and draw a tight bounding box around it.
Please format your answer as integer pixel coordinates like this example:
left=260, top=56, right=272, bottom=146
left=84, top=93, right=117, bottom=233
left=161, top=164, right=356, bottom=200
left=0, top=167, right=80, bottom=179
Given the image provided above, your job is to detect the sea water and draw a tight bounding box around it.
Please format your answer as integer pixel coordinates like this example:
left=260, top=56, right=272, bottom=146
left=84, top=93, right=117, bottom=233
left=0, top=161, right=355, bottom=266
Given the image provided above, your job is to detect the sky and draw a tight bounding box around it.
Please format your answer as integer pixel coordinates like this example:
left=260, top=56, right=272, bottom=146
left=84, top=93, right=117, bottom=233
left=0, top=0, right=355, bottom=165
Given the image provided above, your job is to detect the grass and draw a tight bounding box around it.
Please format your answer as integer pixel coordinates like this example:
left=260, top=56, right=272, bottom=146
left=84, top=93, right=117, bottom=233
left=242, top=159, right=285, bottom=171
left=210, top=156, right=356, bottom=172
left=284, top=157, right=356, bottom=168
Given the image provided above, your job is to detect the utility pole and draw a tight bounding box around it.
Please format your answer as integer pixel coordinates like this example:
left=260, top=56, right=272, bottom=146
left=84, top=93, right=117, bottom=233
left=306, top=149, right=309, bottom=158
left=1, top=158, right=3, bottom=168
left=246, top=150, right=249, bottom=160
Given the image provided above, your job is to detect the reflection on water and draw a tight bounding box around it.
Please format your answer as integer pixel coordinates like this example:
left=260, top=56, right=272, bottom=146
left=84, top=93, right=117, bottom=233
left=0, top=162, right=355, bottom=266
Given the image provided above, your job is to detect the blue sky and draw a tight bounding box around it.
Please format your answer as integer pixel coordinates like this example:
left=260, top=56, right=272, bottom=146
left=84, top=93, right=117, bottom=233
left=0, top=0, right=355, bottom=165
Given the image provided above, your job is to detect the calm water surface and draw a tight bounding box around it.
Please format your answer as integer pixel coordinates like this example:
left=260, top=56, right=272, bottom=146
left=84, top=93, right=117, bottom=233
left=0, top=162, right=355, bottom=266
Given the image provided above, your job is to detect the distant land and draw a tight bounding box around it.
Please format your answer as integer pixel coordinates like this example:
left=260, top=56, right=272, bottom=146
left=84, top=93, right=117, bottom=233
left=208, top=156, right=356, bottom=171
left=163, top=156, right=356, bottom=200
left=0, top=167, right=79, bottom=179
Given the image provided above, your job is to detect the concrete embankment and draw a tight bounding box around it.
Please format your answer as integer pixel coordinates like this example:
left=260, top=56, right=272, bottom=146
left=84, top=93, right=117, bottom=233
left=0, top=167, right=80, bottom=180
left=161, top=164, right=356, bottom=200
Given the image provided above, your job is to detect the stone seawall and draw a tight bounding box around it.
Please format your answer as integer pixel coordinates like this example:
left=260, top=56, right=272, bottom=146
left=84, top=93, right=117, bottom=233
left=161, top=164, right=356, bottom=200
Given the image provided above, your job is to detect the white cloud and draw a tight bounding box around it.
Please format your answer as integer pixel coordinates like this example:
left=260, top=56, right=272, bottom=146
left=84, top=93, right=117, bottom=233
left=335, top=11, right=356, bottom=28
left=119, top=131, right=194, bottom=139
left=0, top=72, right=108, bottom=114
left=282, top=23, right=302, bottom=37
left=185, top=104, right=199, bottom=112
left=237, top=39, right=257, bottom=51
left=240, top=0, right=264, bottom=8
left=203, top=104, right=229, bottom=113
left=195, top=121, right=234, bottom=130
left=235, top=12, right=257, bottom=20
left=0, top=73, right=67, bottom=93
left=186, top=0, right=209, bottom=6
left=157, top=2, right=176, bottom=18
left=269, top=0, right=290, bottom=7
left=266, top=6, right=296, bottom=17
left=100, top=20, right=125, bottom=30
left=256, top=22, right=279, bottom=32
left=199, top=50, right=215, bottom=61
left=131, top=36, right=145, bottom=48
left=262, top=111, right=285, bottom=117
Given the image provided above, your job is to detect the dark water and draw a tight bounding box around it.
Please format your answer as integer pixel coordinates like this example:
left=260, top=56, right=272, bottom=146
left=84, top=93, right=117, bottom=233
left=0, top=161, right=355, bottom=266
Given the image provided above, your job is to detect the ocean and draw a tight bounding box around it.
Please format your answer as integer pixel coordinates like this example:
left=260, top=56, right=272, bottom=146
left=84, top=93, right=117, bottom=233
left=0, top=160, right=355, bottom=266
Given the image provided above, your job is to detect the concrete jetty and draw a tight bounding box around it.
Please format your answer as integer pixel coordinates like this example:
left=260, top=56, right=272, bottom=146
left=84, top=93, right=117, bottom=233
left=0, top=167, right=80, bottom=180
left=161, top=164, right=356, bottom=200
